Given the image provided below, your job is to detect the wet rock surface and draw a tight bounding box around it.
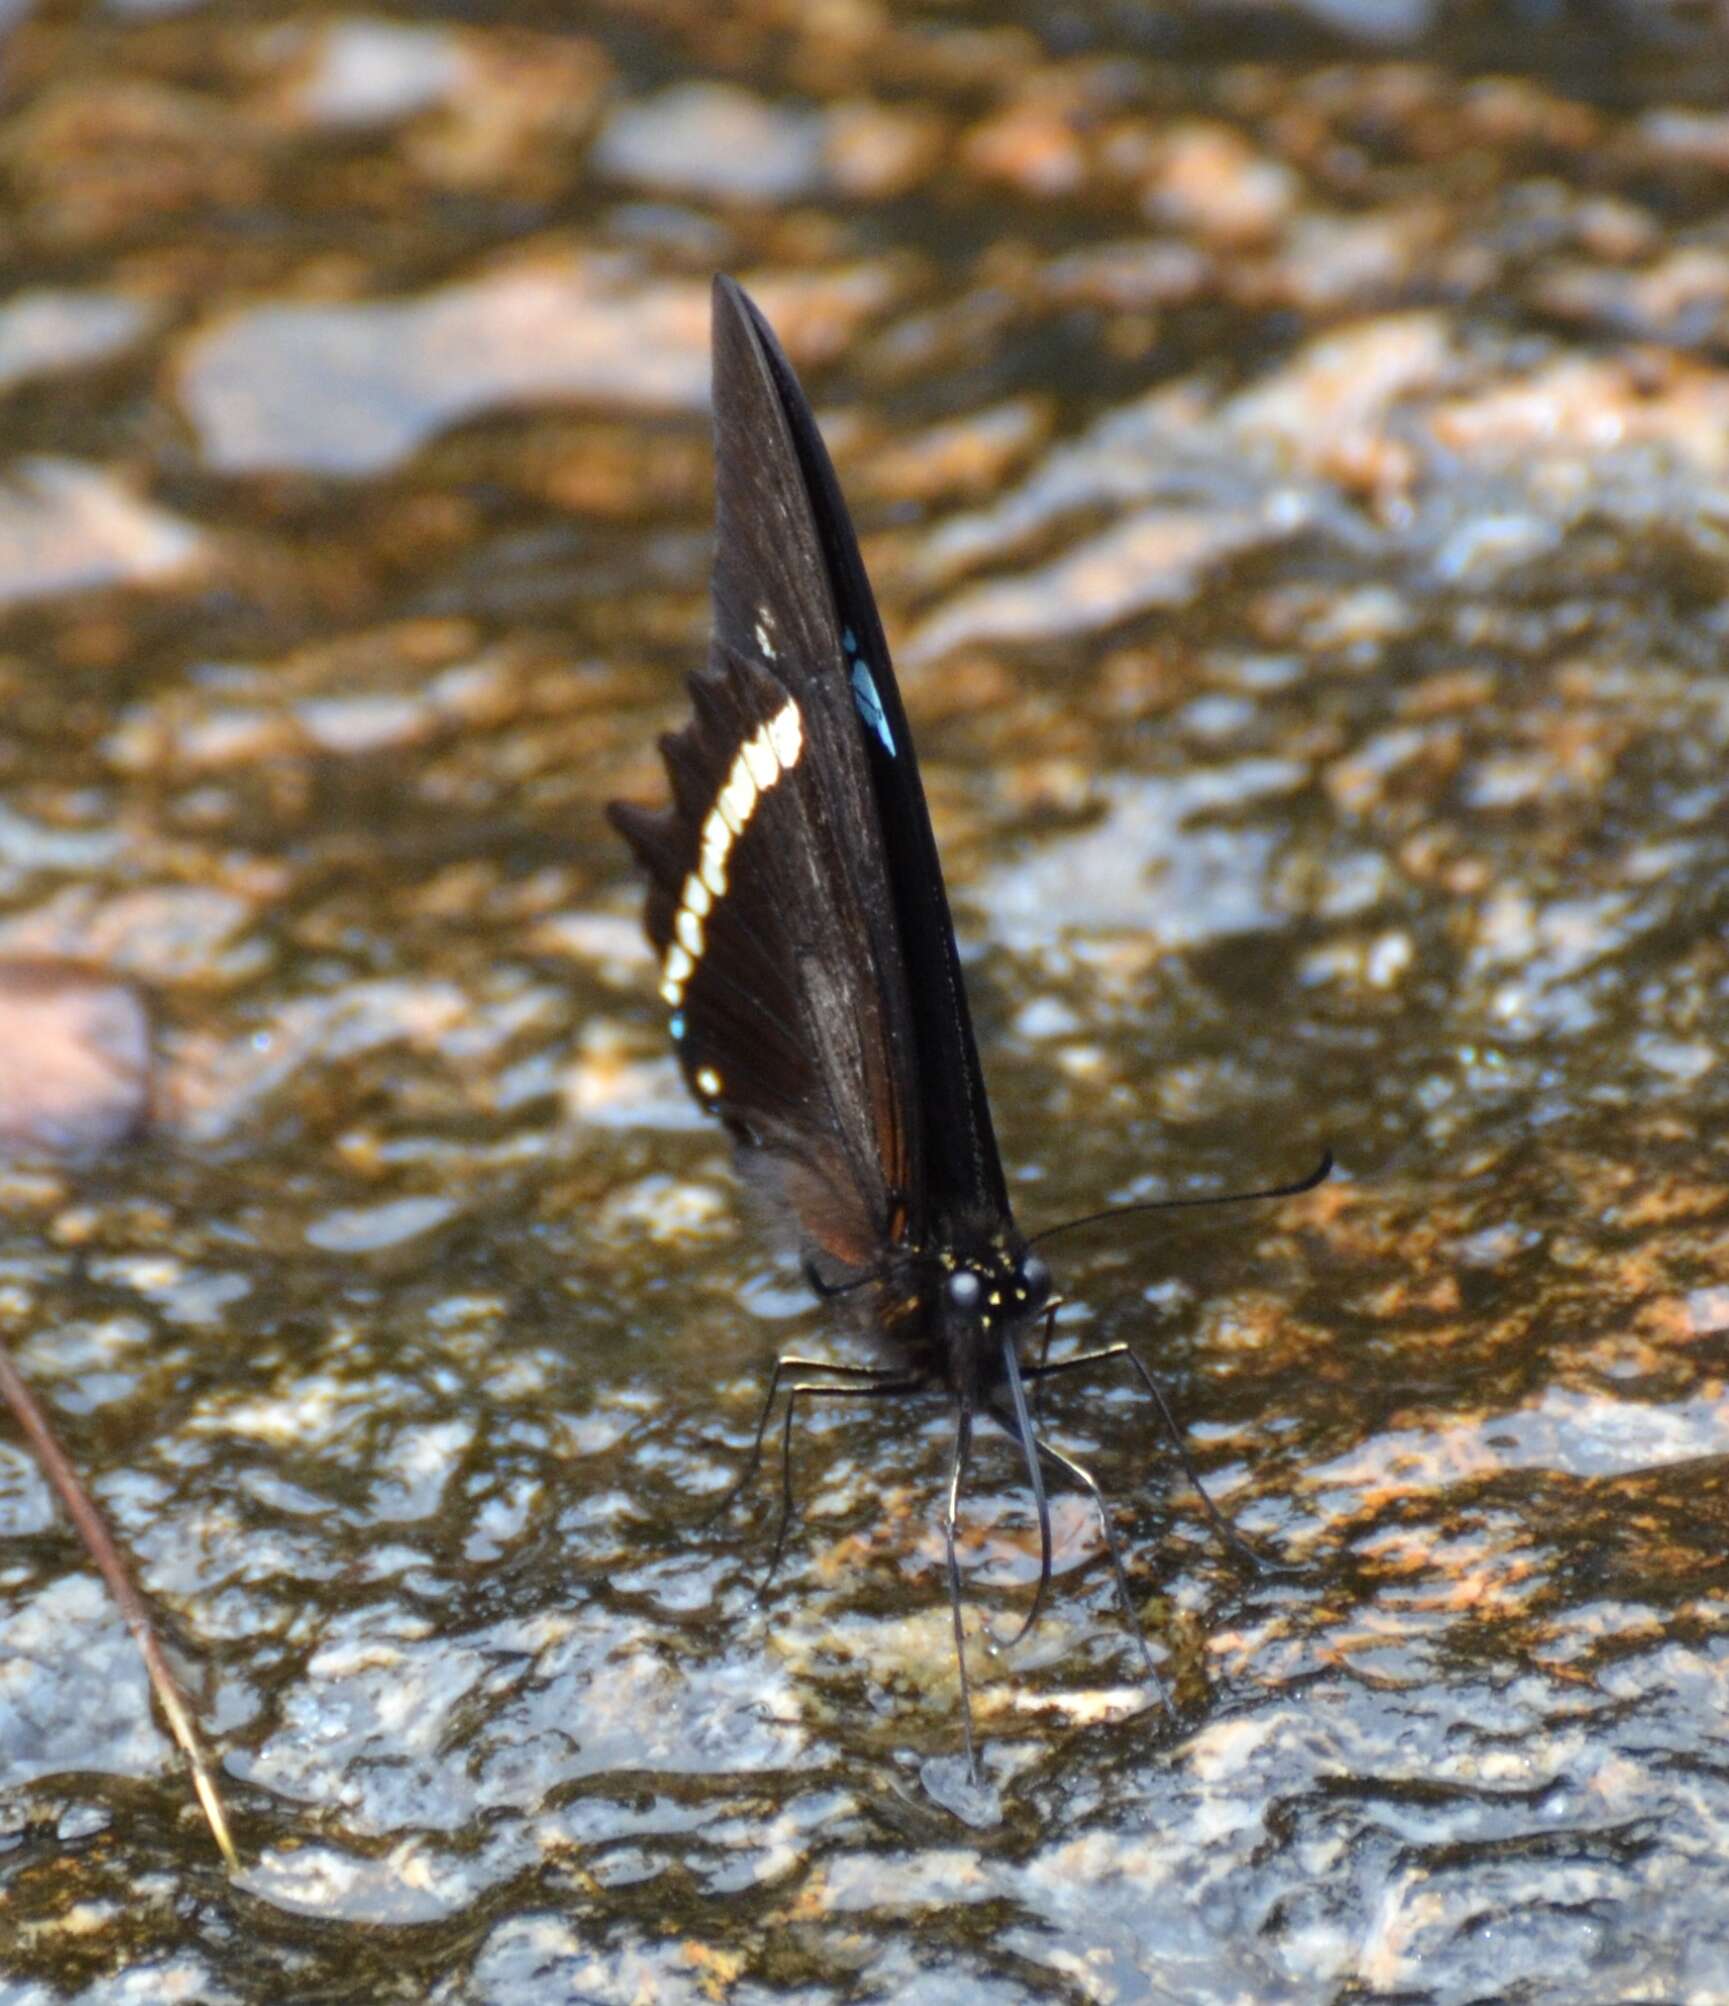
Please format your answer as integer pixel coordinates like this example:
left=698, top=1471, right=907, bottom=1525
left=2, top=2, right=1729, bottom=2000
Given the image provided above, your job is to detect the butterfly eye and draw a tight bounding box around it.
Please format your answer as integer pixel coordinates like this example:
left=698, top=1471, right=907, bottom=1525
left=1020, top=1253, right=1051, bottom=1305
left=947, top=1269, right=983, bottom=1313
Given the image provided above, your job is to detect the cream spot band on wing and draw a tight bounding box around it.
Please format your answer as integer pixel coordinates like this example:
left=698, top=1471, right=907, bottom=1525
left=659, top=696, right=804, bottom=1014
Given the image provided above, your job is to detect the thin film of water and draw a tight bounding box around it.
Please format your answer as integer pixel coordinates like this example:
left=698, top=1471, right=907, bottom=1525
left=2, top=3, right=1729, bottom=2000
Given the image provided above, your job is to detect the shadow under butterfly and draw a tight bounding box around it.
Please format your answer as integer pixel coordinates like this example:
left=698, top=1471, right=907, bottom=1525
left=608, top=276, right=1329, bottom=1786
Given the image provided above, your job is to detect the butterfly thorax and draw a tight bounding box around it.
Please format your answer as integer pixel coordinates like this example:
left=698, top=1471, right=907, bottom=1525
left=872, top=1219, right=1054, bottom=1402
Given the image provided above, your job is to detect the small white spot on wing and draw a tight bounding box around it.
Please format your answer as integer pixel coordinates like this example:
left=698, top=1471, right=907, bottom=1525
left=767, top=700, right=802, bottom=769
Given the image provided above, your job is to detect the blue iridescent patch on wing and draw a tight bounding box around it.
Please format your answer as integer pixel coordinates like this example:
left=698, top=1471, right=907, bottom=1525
left=843, top=629, right=896, bottom=758
left=850, top=662, right=896, bottom=756
left=669, top=1012, right=686, bottom=1040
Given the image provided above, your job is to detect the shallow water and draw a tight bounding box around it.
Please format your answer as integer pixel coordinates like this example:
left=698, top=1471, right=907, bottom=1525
left=3, top=2, right=1729, bottom=2000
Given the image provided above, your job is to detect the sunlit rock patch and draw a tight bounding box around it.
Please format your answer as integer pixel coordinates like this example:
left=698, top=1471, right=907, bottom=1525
left=0, top=461, right=204, bottom=610
left=595, top=82, right=829, bottom=204
left=0, top=290, right=155, bottom=397
left=176, top=257, right=716, bottom=478
left=176, top=255, right=901, bottom=477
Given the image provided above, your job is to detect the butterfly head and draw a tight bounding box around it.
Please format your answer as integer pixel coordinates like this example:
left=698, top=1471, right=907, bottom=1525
left=931, top=1231, right=1057, bottom=1394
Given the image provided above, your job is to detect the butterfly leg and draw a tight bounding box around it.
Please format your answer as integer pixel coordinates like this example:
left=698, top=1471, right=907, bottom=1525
left=801, top=1258, right=875, bottom=1301
left=944, top=1401, right=981, bottom=1785
left=703, top=1355, right=905, bottom=1526
left=759, top=1371, right=924, bottom=1590
left=1023, top=1344, right=1280, bottom=1572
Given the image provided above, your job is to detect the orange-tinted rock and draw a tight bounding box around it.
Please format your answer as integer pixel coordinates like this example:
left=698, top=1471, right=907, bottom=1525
left=0, top=963, right=151, bottom=1162
left=823, top=99, right=946, bottom=199
left=1143, top=121, right=1300, bottom=247
left=3, top=81, right=266, bottom=246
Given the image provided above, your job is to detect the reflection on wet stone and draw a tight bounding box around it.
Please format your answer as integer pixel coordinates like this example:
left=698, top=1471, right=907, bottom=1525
left=2, top=0, right=1729, bottom=1998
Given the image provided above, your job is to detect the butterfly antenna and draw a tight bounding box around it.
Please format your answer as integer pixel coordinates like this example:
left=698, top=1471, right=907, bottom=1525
left=1028, top=1147, right=1333, bottom=1249
left=988, top=1337, right=1054, bottom=1653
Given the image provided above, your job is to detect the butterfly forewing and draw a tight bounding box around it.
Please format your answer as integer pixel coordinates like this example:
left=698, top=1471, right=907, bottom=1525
left=712, top=281, right=1012, bottom=1235
left=609, top=279, right=922, bottom=1276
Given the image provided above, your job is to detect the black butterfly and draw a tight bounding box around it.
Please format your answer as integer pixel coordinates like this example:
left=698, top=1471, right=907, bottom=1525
left=609, top=277, right=1327, bottom=1780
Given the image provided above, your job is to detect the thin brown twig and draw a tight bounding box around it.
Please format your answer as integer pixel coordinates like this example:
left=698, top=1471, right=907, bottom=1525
left=0, top=1337, right=238, bottom=1872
